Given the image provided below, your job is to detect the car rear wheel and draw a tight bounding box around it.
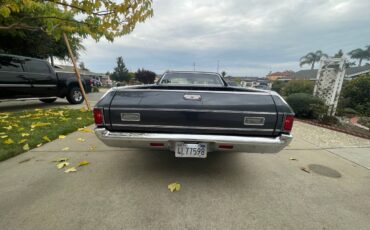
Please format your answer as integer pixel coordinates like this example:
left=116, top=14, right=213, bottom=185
left=39, top=98, right=57, bottom=103
left=66, top=87, right=84, bottom=104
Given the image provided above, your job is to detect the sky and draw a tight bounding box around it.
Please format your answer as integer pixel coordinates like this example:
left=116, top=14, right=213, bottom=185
left=75, top=0, right=370, bottom=77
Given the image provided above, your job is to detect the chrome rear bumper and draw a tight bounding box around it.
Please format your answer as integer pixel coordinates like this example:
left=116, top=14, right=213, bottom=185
left=95, top=128, right=292, bottom=153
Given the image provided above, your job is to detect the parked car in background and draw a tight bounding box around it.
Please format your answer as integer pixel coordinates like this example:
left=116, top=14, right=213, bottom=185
left=0, top=54, right=92, bottom=104
left=94, top=71, right=294, bottom=158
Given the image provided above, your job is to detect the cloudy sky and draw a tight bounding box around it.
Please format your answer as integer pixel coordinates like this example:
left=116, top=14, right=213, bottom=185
left=78, top=0, right=370, bottom=77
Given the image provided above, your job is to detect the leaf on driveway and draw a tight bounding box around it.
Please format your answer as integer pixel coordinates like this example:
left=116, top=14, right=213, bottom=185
left=64, top=167, right=77, bottom=173
left=300, top=167, right=310, bottom=173
left=88, top=145, right=96, bottom=151
left=37, top=143, right=42, bottom=147
left=21, top=133, right=30, bottom=137
left=78, top=160, right=90, bottom=167
left=56, top=162, right=69, bottom=169
left=289, top=157, right=297, bottom=161
left=168, top=182, right=181, bottom=192
left=59, top=135, right=66, bottom=139
left=78, top=128, right=93, bottom=133
left=43, top=135, right=51, bottom=142
left=3, top=138, right=14, bottom=144
left=77, top=138, right=85, bottom=142
left=23, top=144, right=30, bottom=151
left=62, top=147, right=70, bottom=151
left=53, top=157, right=69, bottom=162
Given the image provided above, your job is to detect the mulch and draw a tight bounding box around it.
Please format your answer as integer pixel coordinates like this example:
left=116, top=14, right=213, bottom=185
left=296, top=119, right=370, bottom=140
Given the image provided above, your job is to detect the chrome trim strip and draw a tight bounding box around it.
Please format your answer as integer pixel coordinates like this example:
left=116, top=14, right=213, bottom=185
left=111, top=123, right=274, bottom=132
left=0, top=84, right=30, bottom=87
left=117, top=89, right=270, bottom=95
left=32, top=84, right=57, bottom=87
left=110, top=107, right=277, bottom=115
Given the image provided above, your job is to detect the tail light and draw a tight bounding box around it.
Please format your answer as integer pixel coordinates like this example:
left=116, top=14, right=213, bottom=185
left=89, top=79, right=93, bottom=86
left=283, top=115, right=294, bottom=133
left=93, top=108, right=104, bottom=125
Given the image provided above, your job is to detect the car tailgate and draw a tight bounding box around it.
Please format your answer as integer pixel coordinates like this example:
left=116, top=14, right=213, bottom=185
left=108, top=89, right=278, bottom=136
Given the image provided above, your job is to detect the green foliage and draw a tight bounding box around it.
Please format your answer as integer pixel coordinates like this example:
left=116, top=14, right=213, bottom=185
left=286, top=93, right=327, bottom=118
left=333, top=49, right=344, bottom=58
left=340, top=74, right=370, bottom=116
left=358, top=117, right=370, bottom=129
left=135, top=68, right=156, bottom=84
left=300, top=50, right=328, bottom=69
left=283, top=80, right=314, bottom=96
left=221, top=71, right=226, bottom=78
left=110, top=56, right=129, bottom=82
left=0, top=0, right=154, bottom=42
left=271, top=81, right=287, bottom=95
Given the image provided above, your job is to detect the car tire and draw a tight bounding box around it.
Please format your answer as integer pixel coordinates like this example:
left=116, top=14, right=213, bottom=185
left=39, top=98, right=57, bottom=103
left=66, top=87, right=84, bottom=104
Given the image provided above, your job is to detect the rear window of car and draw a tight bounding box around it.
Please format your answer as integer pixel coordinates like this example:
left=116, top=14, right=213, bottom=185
left=23, top=59, right=50, bottom=74
left=160, top=72, right=224, bottom=86
left=0, top=56, right=23, bottom=72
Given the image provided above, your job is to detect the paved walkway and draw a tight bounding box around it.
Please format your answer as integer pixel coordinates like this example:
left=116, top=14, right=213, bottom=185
left=0, top=121, right=369, bottom=230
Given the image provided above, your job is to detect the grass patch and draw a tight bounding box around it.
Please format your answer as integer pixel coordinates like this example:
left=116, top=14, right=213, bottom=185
left=0, top=108, right=94, bottom=161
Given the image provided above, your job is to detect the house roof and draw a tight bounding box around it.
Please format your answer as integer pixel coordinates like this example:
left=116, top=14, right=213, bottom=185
left=291, top=65, right=370, bottom=80
left=53, top=65, right=102, bottom=76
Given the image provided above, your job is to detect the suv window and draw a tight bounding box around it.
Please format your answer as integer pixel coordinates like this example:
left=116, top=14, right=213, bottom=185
left=0, top=56, right=23, bottom=72
left=23, top=59, right=50, bottom=74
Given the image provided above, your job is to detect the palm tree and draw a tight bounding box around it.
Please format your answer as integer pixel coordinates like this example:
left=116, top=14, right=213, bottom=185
left=348, top=47, right=370, bottom=66
left=299, top=50, right=328, bottom=69
left=221, top=71, right=226, bottom=78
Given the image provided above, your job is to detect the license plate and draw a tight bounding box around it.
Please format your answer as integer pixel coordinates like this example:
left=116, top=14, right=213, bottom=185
left=175, top=143, right=207, bottom=158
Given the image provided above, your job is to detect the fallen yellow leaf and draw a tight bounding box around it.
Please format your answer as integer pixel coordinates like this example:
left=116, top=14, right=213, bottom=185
left=31, top=122, right=51, bottom=129
left=56, top=162, right=69, bottom=169
left=78, top=161, right=90, bottom=167
left=77, top=138, right=85, bottom=142
left=43, top=135, right=51, bottom=142
left=3, top=138, right=14, bottom=144
left=37, top=143, right=42, bottom=147
left=62, top=147, right=70, bottom=151
left=59, top=135, right=66, bottom=139
left=18, top=127, right=25, bottom=131
left=88, top=145, right=96, bottom=151
left=21, top=133, right=30, bottom=137
left=23, top=144, right=30, bottom=151
left=18, top=139, right=27, bottom=144
left=168, top=182, right=181, bottom=192
left=3, top=125, right=12, bottom=130
left=77, top=117, right=82, bottom=120
left=79, top=108, right=87, bottom=112
left=1, top=135, right=8, bottom=139
left=64, top=167, right=77, bottom=173
left=0, top=132, right=5, bottom=135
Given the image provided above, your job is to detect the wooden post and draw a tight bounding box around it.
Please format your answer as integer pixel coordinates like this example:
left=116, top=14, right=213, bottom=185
left=63, top=33, right=91, bottom=111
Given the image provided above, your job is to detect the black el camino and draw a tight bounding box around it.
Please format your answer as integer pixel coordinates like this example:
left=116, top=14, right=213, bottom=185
left=94, top=71, right=294, bottom=158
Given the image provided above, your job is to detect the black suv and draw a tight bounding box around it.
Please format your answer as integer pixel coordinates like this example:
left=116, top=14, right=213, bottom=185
left=0, top=54, right=92, bottom=104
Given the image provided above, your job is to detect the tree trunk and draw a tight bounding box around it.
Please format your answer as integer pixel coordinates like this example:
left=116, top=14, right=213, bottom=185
left=63, top=33, right=91, bottom=111
left=358, top=58, right=363, bottom=67
left=311, top=61, right=315, bottom=70
left=50, top=56, right=54, bottom=67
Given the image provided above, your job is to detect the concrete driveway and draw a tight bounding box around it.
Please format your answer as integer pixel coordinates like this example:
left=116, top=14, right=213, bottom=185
left=0, top=122, right=370, bottom=230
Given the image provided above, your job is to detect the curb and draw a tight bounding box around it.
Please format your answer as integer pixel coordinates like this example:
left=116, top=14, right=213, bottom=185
left=297, top=119, right=370, bottom=140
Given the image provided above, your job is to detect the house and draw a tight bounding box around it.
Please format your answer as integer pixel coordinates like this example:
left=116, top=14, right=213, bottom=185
left=53, top=65, right=111, bottom=85
left=266, top=71, right=294, bottom=81
left=289, top=64, right=370, bottom=81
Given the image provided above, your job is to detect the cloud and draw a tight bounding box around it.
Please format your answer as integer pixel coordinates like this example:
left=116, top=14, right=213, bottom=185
left=79, top=0, right=370, bottom=76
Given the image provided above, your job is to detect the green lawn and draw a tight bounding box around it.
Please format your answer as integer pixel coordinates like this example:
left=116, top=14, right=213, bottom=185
left=0, top=108, right=94, bottom=161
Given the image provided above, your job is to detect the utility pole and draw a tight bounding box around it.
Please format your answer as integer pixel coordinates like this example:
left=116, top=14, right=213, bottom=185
left=217, top=60, right=220, bottom=73
left=193, top=62, right=196, bottom=71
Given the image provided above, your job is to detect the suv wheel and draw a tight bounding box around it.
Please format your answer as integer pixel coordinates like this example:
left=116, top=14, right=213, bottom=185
left=40, top=98, right=57, bottom=103
left=66, top=87, right=84, bottom=104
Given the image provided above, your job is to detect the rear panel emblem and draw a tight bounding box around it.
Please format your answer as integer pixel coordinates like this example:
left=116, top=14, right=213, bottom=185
left=244, top=117, right=265, bottom=126
left=121, top=113, right=141, bottom=122
left=183, top=94, right=202, bottom=101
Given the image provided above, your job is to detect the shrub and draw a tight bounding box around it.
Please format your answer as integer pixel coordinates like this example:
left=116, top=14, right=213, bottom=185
left=319, top=115, right=339, bottom=125
left=340, top=74, right=370, bottom=116
left=286, top=93, right=327, bottom=118
left=283, top=80, right=314, bottom=96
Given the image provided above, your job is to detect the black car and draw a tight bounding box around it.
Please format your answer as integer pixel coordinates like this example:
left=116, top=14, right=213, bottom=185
left=94, top=71, right=295, bottom=158
left=0, top=54, right=92, bottom=104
